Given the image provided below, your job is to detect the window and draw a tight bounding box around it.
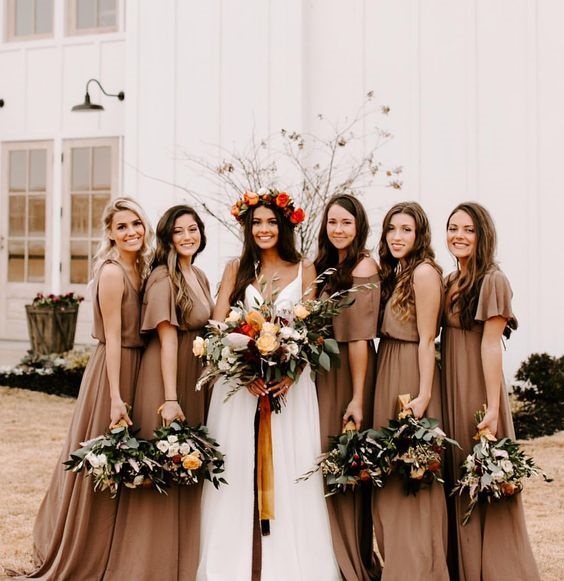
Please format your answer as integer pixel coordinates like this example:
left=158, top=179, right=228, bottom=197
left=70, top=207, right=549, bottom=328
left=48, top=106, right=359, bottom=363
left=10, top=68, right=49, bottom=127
left=66, top=0, right=118, bottom=36
left=5, top=0, right=53, bottom=41
left=2, top=142, right=52, bottom=283
left=63, top=138, right=118, bottom=285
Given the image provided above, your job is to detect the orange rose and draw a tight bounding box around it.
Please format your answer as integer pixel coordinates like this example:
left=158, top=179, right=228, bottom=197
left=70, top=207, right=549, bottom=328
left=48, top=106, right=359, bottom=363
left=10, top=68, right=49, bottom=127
left=246, top=310, right=265, bottom=332
left=243, top=191, right=259, bottom=206
left=256, top=333, right=279, bottom=355
left=289, top=208, right=305, bottom=224
left=275, top=192, right=290, bottom=208
left=500, top=482, right=518, bottom=496
left=231, top=204, right=240, bottom=218
left=359, top=469, right=371, bottom=482
left=182, top=452, right=203, bottom=471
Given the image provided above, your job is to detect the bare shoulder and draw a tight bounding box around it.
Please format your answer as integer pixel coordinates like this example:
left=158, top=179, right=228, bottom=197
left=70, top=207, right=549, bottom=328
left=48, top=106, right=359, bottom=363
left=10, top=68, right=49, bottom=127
left=99, top=262, right=125, bottom=286
left=222, top=258, right=240, bottom=281
left=413, top=262, right=441, bottom=286
left=352, top=256, right=379, bottom=277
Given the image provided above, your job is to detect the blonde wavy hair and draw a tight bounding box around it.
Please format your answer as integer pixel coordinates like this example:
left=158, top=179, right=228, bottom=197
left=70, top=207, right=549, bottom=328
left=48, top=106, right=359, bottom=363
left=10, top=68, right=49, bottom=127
left=378, top=201, right=442, bottom=321
left=92, top=196, right=154, bottom=281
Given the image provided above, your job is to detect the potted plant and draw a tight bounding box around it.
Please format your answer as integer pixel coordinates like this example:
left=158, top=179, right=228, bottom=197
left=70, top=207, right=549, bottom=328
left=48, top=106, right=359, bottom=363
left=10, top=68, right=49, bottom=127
left=25, top=292, right=84, bottom=355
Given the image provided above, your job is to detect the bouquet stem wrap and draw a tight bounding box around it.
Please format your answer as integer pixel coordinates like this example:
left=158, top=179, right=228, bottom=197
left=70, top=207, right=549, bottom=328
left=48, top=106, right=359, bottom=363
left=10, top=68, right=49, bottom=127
left=257, top=395, right=275, bottom=534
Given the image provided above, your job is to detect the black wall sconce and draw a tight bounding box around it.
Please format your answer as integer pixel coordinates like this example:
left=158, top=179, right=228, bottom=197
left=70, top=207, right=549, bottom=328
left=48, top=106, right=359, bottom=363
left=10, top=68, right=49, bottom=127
left=72, top=78, right=125, bottom=112
left=0, top=99, right=4, bottom=108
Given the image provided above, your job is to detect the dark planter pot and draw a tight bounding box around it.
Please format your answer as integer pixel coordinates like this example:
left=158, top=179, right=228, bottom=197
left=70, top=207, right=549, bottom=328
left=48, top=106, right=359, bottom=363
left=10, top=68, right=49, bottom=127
left=25, top=305, right=80, bottom=354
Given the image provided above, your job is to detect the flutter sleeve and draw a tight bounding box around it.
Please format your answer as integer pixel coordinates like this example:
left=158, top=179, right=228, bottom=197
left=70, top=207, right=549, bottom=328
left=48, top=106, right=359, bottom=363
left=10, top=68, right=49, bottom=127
left=332, top=274, right=380, bottom=342
left=475, top=269, right=518, bottom=331
left=141, top=266, right=180, bottom=332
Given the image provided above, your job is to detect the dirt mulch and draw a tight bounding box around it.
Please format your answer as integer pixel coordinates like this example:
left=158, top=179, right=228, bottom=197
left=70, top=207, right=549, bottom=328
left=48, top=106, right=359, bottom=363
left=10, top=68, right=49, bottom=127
left=0, top=386, right=562, bottom=579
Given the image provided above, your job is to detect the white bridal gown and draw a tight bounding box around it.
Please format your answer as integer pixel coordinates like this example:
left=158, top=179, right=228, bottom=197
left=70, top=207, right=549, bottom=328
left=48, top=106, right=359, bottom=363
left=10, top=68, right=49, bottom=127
left=197, top=265, right=340, bottom=580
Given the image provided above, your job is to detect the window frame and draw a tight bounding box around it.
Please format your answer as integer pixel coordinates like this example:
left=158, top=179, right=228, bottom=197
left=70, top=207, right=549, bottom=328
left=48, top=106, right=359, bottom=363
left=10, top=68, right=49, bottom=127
left=5, top=0, right=54, bottom=42
left=65, top=0, right=119, bottom=37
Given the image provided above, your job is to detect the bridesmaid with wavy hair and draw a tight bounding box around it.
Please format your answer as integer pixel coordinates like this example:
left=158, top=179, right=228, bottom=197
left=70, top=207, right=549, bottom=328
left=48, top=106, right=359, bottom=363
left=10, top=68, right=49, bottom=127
left=105, top=204, right=214, bottom=580
left=28, top=197, right=153, bottom=580
left=371, top=201, right=449, bottom=581
left=314, top=194, right=380, bottom=581
left=442, top=202, right=540, bottom=581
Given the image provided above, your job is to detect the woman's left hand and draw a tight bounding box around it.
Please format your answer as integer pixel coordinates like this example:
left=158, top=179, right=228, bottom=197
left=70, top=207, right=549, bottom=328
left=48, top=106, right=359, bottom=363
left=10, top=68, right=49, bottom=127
left=477, top=408, right=499, bottom=437
left=269, top=376, right=294, bottom=397
left=343, top=400, right=363, bottom=430
left=406, top=394, right=430, bottom=419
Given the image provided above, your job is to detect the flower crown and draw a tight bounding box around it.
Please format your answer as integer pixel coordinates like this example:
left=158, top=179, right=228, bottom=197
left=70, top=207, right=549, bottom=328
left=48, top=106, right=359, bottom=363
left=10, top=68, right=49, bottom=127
left=231, top=188, right=305, bottom=227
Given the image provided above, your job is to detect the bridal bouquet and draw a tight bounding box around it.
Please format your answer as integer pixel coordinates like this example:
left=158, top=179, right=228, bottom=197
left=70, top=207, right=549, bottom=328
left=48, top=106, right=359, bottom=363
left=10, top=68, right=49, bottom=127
left=151, top=420, right=227, bottom=489
left=194, top=269, right=371, bottom=413
left=64, top=420, right=166, bottom=498
left=451, top=409, right=551, bottom=525
left=298, top=421, right=392, bottom=495
left=378, top=394, right=460, bottom=496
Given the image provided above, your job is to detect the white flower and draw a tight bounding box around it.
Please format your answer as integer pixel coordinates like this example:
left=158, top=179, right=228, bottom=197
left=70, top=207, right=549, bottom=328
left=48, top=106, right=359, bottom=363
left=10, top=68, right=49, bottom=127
left=225, top=309, right=242, bottom=324
left=86, top=453, right=107, bottom=468
left=221, top=346, right=233, bottom=359
left=257, top=187, right=268, bottom=195
left=167, top=435, right=179, bottom=443
left=156, top=440, right=170, bottom=453
left=261, top=322, right=279, bottom=335
left=279, top=326, right=294, bottom=340
left=218, top=360, right=231, bottom=371
left=179, top=443, right=192, bottom=455
left=285, top=342, right=299, bottom=357
left=168, top=443, right=180, bottom=456
left=501, top=459, right=514, bottom=474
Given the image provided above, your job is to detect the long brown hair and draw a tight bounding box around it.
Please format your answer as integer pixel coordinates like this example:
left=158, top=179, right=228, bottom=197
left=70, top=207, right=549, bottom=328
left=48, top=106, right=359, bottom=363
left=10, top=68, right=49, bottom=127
left=152, top=205, right=207, bottom=322
left=314, top=194, right=371, bottom=293
left=229, top=204, right=301, bottom=304
left=446, top=202, right=497, bottom=330
left=379, top=201, right=441, bottom=321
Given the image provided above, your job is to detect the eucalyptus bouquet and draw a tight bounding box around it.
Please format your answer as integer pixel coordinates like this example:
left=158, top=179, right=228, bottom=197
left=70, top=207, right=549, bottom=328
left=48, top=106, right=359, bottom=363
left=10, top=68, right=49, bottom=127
left=298, top=421, right=392, bottom=495
left=378, top=395, right=460, bottom=496
left=451, top=408, right=551, bottom=525
left=151, top=420, right=226, bottom=489
left=64, top=420, right=166, bottom=498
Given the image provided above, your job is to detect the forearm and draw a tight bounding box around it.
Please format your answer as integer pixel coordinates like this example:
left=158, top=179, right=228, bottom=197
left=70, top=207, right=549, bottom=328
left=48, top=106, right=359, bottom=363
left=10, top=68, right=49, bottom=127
left=159, top=330, right=179, bottom=400
left=105, top=338, right=123, bottom=401
left=417, top=339, right=435, bottom=400
left=481, top=340, right=503, bottom=412
left=348, top=340, right=368, bottom=402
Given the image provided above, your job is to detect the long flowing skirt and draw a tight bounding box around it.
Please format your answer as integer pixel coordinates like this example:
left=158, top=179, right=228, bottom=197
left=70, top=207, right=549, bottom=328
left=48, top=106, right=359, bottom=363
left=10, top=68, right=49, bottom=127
left=197, top=368, right=340, bottom=580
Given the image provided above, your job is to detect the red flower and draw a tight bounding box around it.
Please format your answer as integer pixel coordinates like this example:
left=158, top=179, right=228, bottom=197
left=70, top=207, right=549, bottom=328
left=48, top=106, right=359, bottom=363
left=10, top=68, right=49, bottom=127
left=275, top=192, right=290, bottom=208
left=289, top=208, right=305, bottom=224
left=171, top=454, right=182, bottom=464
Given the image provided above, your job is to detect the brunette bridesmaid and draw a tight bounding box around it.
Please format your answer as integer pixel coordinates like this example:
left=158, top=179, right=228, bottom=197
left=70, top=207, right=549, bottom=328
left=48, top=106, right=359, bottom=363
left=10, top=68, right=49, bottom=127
left=105, top=204, right=214, bottom=580
left=28, top=197, right=154, bottom=580
left=442, top=202, right=540, bottom=581
left=314, top=194, right=381, bottom=581
left=371, top=202, right=449, bottom=581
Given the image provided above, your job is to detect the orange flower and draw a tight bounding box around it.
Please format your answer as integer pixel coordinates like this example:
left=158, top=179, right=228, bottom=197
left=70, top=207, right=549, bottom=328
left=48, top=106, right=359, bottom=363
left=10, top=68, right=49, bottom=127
left=243, top=191, right=259, bottom=206
left=246, top=310, right=265, bottom=332
left=275, top=192, right=290, bottom=208
left=359, top=469, right=371, bottom=482
left=231, top=204, right=240, bottom=218
left=239, top=323, right=255, bottom=338
left=182, top=452, right=203, bottom=471
left=500, top=482, right=518, bottom=496
left=289, top=208, right=305, bottom=224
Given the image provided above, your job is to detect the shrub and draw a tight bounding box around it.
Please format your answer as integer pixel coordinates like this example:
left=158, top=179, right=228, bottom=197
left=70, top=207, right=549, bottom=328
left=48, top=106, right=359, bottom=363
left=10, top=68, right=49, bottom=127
left=0, top=349, right=91, bottom=398
left=512, top=353, right=564, bottom=439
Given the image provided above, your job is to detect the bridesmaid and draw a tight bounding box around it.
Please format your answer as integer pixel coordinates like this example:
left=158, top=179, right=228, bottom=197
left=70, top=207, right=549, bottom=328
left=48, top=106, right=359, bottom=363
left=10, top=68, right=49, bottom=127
left=314, top=194, right=381, bottom=581
left=442, top=202, right=540, bottom=581
left=105, top=204, right=214, bottom=580
left=29, top=197, right=154, bottom=580
left=371, top=202, right=449, bottom=581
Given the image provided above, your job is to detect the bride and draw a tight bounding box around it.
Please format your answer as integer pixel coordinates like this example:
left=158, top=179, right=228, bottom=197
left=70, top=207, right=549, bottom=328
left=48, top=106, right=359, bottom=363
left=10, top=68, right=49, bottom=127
left=197, top=190, right=340, bottom=580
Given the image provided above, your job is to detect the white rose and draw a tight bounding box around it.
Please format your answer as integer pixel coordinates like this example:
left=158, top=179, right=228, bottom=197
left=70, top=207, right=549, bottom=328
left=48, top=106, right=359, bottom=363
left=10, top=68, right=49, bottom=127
left=179, top=443, right=191, bottom=455
left=218, top=360, right=231, bottom=371
left=168, top=443, right=180, bottom=456
left=261, top=322, right=280, bottom=335
left=279, top=326, right=294, bottom=340
left=167, top=435, right=179, bottom=443
left=221, top=346, right=233, bottom=359
left=156, top=440, right=170, bottom=453
left=501, top=459, right=514, bottom=474
left=133, top=474, right=145, bottom=486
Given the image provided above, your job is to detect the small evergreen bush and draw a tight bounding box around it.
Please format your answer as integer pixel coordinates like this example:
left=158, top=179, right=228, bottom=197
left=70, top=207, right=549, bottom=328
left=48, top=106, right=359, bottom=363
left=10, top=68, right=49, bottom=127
left=512, top=353, right=564, bottom=439
left=0, top=349, right=91, bottom=398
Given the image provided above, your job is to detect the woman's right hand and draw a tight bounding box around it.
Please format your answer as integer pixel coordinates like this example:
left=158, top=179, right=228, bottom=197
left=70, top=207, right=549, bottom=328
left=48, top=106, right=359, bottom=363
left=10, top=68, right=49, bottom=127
left=109, top=398, right=132, bottom=428
left=159, top=401, right=186, bottom=425
left=247, top=378, right=269, bottom=397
